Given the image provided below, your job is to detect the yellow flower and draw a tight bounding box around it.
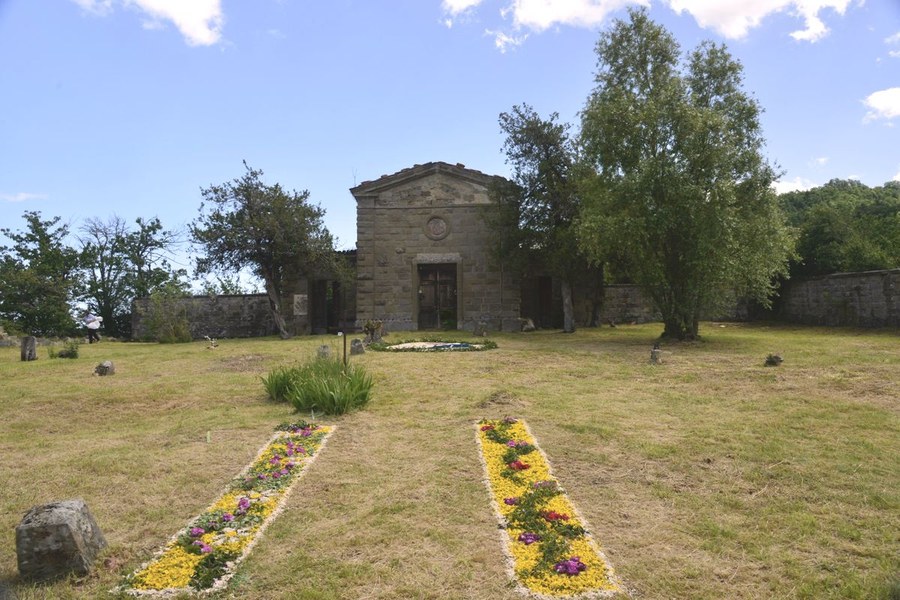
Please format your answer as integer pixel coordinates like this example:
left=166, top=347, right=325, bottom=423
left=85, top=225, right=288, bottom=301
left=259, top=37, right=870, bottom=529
left=130, top=544, right=203, bottom=590
left=476, top=420, right=622, bottom=597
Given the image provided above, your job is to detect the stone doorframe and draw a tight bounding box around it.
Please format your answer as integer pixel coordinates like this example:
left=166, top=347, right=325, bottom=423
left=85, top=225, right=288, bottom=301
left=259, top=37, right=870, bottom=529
left=412, top=253, right=461, bottom=330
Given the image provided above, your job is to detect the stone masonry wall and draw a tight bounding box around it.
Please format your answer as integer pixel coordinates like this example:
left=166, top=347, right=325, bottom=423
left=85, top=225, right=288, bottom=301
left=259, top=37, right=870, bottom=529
left=777, top=269, right=899, bottom=327
left=354, top=164, right=520, bottom=332
left=132, top=294, right=277, bottom=340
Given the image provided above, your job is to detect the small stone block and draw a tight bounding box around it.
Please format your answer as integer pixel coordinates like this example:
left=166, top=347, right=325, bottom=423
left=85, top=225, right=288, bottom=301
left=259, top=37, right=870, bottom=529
left=20, top=336, right=37, bottom=361
left=16, top=499, right=107, bottom=582
left=316, top=345, right=331, bottom=359
left=94, top=360, right=115, bottom=376
left=350, top=339, right=365, bottom=355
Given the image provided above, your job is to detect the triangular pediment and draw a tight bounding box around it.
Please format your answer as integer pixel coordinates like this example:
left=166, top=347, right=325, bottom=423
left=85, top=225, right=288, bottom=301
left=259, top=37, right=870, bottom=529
left=350, top=162, right=502, bottom=199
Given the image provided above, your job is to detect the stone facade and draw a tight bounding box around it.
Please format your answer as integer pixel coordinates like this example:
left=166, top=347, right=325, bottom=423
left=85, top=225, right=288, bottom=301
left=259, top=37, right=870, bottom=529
left=352, top=162, right=520, bottom=332
left=777, top=269, right=899, bottom=327
left=129, top=163, right=897, bottom=339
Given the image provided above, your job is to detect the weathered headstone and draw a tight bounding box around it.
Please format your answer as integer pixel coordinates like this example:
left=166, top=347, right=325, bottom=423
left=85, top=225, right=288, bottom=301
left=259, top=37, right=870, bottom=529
left=650, top=342, right=662, bottom=364
left=474, top=321, right=488, bottom=337
left=20, top=336, right=37, bottom=362
left=363, top=319, right=384, bottom=345
left=317, top=345, right=331, bottom=359
left=520, top=318, right=536, bottom=333
left=94, top=360, right=115, bottom=376
left=16, top=499, right=107, bottom=582
left=350, top=338, right=365, bottom=355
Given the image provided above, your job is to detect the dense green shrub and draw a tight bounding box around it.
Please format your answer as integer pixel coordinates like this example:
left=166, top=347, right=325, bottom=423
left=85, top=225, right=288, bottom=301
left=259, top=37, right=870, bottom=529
left=48, top=340, right=79, bottom=359
left=262, top=357, right=373, bottom=415
left=140, top=282, right=192, bottom=343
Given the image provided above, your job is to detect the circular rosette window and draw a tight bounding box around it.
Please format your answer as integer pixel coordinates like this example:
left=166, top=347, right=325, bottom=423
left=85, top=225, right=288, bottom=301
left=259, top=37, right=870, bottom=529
left=424, top=216, right=450, bottom=240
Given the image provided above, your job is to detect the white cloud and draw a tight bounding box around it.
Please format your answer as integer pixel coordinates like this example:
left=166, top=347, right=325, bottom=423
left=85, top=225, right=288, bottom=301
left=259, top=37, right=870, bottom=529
left=71, top=0, right=223, bottom=46
left=0, top=192, right=47, bottom=203
left=863, top=87, right=900, bottom=123
left=894, top=167, right=900, bottom=182
left=503, top=0, right=643, bottom=32
left=666, top=0, right=852, bottom=42
left=442, top=0, right=484, bottom=27
left=811, top=156, right=828, bottom=167
left=772, top=176, right=816, bottom=194
left=886, top=31, right=900, bottom=45
left=72, top=0, right=114, bottom=15
left=487, top=29, right=529, bottom=52
left=445, top=0, right=856, bottom=50
left=443, top=0, right=484, bottom=13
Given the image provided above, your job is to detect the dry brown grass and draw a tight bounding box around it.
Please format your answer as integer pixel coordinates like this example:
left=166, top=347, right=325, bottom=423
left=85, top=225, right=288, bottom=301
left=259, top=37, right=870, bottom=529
left=0, top=323, right=897, bottom=599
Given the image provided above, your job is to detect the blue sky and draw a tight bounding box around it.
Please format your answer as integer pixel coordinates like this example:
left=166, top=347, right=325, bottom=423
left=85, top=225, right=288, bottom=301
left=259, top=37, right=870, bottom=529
left=1, top=0, right=898, bottom=272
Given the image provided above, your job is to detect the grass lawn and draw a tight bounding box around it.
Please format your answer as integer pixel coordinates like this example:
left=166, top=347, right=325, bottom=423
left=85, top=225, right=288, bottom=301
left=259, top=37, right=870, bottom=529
left=0, top=323, right=897, bottom=599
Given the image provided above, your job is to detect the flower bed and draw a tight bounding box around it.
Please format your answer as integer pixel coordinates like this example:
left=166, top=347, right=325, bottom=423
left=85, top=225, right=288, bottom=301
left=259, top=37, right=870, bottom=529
left=121, top=422, right=334, bottom=596
left=369, top=339, right=498, bottom=352
left=476, top=419, right=622, bottom=598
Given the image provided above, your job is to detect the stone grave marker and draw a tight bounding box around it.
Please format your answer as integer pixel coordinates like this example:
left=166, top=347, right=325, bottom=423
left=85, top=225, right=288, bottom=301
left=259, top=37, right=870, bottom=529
left=20, top=336, right=37, bottom=361
left=16, top=499, right=107, bottom=582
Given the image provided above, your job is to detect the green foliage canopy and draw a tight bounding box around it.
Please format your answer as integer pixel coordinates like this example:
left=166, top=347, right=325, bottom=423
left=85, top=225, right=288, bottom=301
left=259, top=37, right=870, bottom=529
left=0, top=211, right=82, bottom=336
left=492, top=104, right=587, bottom=332
left=79, top=215, right=185, bottom=337
left=578, top=9, right=794, bottom=340
left=191, top=162, right=336, bottom=339
left=779, top=179, right=900, bottom=276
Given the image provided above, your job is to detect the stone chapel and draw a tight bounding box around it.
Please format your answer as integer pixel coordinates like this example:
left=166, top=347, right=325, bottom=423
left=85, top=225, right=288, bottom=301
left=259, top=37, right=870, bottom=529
left=350, top=161, right=521, bottom=332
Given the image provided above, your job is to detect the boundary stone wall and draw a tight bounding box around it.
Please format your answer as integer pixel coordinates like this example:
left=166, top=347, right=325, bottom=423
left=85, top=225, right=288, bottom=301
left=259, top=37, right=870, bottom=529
left=132, top=294, right=277, bottom=340
left=777, top=269, right=899, bottom=327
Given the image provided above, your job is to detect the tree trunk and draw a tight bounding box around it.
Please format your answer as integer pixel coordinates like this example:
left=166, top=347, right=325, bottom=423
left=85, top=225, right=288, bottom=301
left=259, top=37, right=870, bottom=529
left=561, top=279, right=576, bottom=333
left=661, top=316, right=700, bottom=340
left=588, top=264, right=605, bottom=327
left=263, top=279, right=292, bottom=339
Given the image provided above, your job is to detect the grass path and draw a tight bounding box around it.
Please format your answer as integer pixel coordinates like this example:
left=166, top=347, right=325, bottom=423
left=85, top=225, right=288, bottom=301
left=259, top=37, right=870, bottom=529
left=1, top=323, right=897, bottom=599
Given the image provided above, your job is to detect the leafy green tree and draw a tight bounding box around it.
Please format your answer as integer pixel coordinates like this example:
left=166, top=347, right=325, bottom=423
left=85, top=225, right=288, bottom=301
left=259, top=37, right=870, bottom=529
left=0, top=211, right=82, bottom=336
left=491, top=104, right=588, bottom=332
left=191, top=162, right=336, bottom=339
left=779, top=179, right=899, bottom=276
left=579, top=9, right=794, bottom=340
left=80, top=216, right=186, bottom=337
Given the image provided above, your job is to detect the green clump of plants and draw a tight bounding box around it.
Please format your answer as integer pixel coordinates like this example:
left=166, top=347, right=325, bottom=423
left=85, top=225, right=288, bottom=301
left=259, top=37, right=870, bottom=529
left=48, top=340, right=79, bottom=359
left=262, top=356, right=373, bottom=415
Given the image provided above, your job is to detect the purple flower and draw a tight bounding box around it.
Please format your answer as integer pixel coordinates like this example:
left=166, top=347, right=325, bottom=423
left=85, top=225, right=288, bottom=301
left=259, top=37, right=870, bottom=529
left=503, top=417, right=517, bottom=424
left=503, top=497, right=520, bottom=506
left=270, top=455, right=281, bottom=465
left=190, top=527, right=205, bottom=537
left=200, top=544, right=213, bottom=554
left=258, top=473, right=268, bottom=480
left=518, top=532, right=541, bottom=545
left=222, top=513, right=234, bottom=522
left=286, top=448, right=295, bottom=456
left=507, top=440, right=517, bottom=447
left=553, top=556, right=587, bottom=576
left=533, top=480, right=557, bottom=490
left=285, top=461, right=296, bottom=470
